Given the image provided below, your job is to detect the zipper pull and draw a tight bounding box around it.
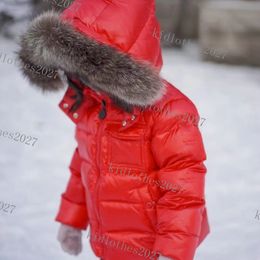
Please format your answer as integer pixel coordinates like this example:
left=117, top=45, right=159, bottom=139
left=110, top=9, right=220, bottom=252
left=99, top=100, right=107, bottom=120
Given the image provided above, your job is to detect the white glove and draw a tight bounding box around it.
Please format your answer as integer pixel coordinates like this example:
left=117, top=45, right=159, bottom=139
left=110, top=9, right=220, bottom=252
left=159, top=256, right=172, bottom=260
left=57, top=224, right=82, bottom=255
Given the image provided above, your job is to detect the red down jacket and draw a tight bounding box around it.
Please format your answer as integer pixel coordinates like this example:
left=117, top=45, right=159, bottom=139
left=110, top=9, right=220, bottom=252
left=18, top=0, right=209, bottom=259
left=56, top=83, right=210, bottom=260
left=56, top=1, right=210, bottom=259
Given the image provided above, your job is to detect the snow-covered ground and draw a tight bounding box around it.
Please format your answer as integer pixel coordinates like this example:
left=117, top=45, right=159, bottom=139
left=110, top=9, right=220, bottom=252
left=0, top=36, right=260, bottom=260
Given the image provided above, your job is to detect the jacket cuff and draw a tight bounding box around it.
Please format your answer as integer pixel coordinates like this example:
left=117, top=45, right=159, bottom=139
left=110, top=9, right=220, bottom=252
left=153, top=235, right=197, bottom=260
left=153, top=236, right=174, bottom=260
left=55, top=195, right=88, bottom=230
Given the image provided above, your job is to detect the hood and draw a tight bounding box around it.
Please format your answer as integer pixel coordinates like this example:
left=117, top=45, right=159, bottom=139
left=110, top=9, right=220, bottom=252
left=18, top=0, right=165, bottom=107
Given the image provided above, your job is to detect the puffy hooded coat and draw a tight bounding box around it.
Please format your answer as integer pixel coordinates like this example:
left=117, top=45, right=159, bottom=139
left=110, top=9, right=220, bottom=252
left=18, top=0, right=209, bottom=259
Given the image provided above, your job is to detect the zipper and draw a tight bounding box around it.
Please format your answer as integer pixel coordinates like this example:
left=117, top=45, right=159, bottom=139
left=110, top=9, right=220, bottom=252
left=94, top=99, right=107, bottom=253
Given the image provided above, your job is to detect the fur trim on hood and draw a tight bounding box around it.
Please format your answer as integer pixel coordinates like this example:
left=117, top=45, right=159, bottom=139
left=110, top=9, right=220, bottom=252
left=17, top=11, right=165, bottom=107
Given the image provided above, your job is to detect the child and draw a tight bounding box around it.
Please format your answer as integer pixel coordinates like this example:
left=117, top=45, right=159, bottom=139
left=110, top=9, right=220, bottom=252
left=18, top=0, right=209, bottom=259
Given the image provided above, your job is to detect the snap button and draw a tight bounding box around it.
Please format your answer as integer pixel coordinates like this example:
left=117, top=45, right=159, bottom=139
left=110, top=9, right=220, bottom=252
left=122, top=120, right=127, bottom=127
left=63, top=103, right=69, bottom=109
left=73, top=112, right=79, bottom=119
left=146, top=201, right=156, bottom=208
left=131, top=115, right=136, bottom=121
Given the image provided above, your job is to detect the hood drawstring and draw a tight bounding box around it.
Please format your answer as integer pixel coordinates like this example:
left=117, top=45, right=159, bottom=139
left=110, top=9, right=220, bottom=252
left=66, top=75, right=107, bottom=120
left=99, top=100, right=107, bottom=120
left=66, top=76, right=84, bottom=113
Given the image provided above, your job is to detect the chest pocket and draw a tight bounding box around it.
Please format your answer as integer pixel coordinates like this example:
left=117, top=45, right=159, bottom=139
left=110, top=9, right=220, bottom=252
left=107, top=124, right=145, bottom=168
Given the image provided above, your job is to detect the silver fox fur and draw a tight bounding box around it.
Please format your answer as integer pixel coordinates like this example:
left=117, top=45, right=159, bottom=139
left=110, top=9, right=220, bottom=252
left=18, top=11, right=165, bottom=107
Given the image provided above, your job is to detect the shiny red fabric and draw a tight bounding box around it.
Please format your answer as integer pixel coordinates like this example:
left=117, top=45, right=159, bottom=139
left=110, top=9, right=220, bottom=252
left=55, top=1, right=209, bottom=260
left=60, top=0, right=163, bottom=71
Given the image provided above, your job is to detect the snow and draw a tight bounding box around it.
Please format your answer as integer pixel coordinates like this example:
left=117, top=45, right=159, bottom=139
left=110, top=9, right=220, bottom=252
left=0, top=36, right=260, bottom=260
left=0, top=1, right=32, bottom=19
left=203, top=1, right=260, bottom=11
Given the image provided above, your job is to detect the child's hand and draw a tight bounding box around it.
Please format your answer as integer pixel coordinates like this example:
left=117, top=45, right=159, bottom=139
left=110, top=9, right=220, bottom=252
left=57, top=224, right=83, bottom=255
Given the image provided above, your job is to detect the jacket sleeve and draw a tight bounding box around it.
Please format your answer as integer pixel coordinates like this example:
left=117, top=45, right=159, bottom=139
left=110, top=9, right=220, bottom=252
left=55, top=148, right=89, bottom=230
left=151, top=99, right=208, bottom=260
